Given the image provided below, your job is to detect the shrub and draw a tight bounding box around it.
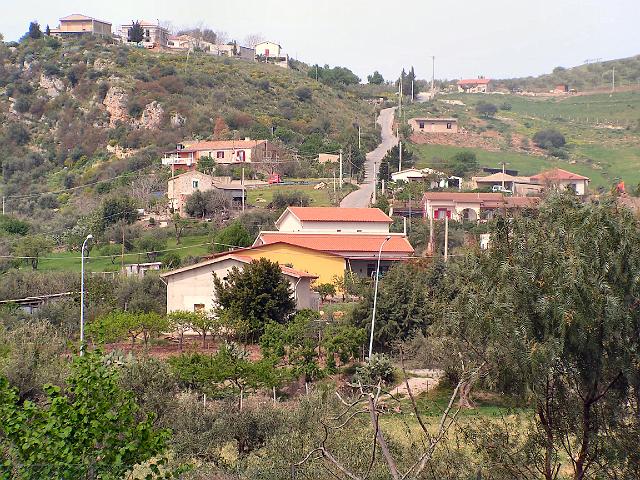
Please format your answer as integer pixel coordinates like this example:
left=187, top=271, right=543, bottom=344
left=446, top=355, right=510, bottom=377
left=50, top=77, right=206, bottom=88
left=295, top=86, right=312, bottom=102
left=162, top=252, right=181, bottom=269
left=271, top=191, right=311, bottom=210
left=353, top=353, right=395, bottom=386
left=533, top=129, right=566, bottom=149
left=13, top=97, right=31, bottom=113
left=476, top=101, right=497, bottom=117
left=499, top=102, right=512, bottom=111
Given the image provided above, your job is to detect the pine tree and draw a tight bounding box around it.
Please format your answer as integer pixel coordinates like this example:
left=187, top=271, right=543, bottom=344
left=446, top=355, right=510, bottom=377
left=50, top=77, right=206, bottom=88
left=127, top=21, right=145, bottom=44
left=27, top=21, right=42, bottom=40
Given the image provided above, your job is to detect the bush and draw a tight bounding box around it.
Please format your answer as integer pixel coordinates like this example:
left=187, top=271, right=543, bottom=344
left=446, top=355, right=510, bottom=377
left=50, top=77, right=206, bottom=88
left=499, top=102, right=512, bottom=111
left=162, top=251, right=181, bottom=269
left=533, top=129, right=566, bottom=149
left=13, top=97, right=31, bottom=113
left=476, top=101, right=497, bottom=117
left=271, top=191, right=311, bottom=210
left=353, top=353, right=395, bottom=386
left=295, top=86, right=312, bottom=102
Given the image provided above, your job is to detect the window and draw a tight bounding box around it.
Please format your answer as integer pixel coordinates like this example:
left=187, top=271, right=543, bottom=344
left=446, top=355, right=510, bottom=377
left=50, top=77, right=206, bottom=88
left=446, top=122, right=452, bottom=129
left=216, top=151, right=224, bottom=159
left=192, top=180, right=199, bottom=189
left=194, top=303, right=205, bottom=311
left=418, top=121, right=425, bottom=129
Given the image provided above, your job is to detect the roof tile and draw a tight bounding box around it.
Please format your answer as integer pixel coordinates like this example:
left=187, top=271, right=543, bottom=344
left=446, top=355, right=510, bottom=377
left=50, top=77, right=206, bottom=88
left=257, top=233, right=414, bottom=254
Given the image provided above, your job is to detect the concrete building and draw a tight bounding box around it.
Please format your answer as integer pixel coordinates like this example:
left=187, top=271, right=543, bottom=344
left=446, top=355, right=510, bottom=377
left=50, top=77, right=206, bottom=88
left=409, top=117, right=458, bottom=133
left=392, top=168, right=462, bottom=189
left=472, top=172, right=542, bottom=196
left=50, top=14, right=112, bottom=38
left=122, top=262, right=162, bottom=278
left=422, top=192, right=539, bottom=222
left=274, top=207, right=392, bottom=234
left=162, top=139, right=280, bottom=171
left=161, top=254, right=317, bottom=313
left=121, top=21, right=169, bottom=47
left=254, top=41, right=288, bottom=67
left=529, top=168, right=589, bottom=196
left=167, top=171, right=247, bottom=214
left=457, top=78, right=492, bottom=93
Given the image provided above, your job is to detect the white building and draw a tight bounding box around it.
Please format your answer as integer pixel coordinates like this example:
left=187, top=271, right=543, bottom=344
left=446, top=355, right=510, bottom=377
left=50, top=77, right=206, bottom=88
left=274, top=207, right=392, bottom=234
left=391, top=168, right=462, bottom=189
left=529, top=168, right=589, bottom=196
left=121, top=21, right=169, bottom=47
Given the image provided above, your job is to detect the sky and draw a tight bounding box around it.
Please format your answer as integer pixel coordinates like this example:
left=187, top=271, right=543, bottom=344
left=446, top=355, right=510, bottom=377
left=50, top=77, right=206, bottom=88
left=2, top=0, right=639, bottom=82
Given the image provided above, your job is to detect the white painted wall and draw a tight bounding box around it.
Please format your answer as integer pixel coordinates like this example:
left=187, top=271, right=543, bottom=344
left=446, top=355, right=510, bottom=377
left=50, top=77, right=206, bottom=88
left=277, top=212, right=390, bottom=233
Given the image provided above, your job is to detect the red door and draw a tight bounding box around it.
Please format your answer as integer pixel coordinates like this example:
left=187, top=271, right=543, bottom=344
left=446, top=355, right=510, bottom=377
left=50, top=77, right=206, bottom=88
left=265, top=48, right=270, bottom=58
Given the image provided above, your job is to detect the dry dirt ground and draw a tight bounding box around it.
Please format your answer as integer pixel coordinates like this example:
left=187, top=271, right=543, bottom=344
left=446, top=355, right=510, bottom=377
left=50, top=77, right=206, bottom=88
left=386, top=369, right=444, bottom=399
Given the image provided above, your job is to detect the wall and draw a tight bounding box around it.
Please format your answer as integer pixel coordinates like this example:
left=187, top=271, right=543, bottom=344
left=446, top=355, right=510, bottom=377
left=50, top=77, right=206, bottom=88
left=255, top=42, right=281, bottom=58
left=409, top=118, right=458, bottom=133
left=242, top=243, right=346, bottom=286
left=277, top=213, right=390, bottom=233
left=168, top=171, right=215, bottom=213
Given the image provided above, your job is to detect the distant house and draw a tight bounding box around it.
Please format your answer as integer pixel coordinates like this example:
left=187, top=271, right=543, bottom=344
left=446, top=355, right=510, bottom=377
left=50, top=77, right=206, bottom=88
left=120, top=21, right=169, bottom=47
left=275, top=207, right=393, bottom=233
left=457, top=78, right=492, bottom=93
left=392, top=168, right=462, bottom=190
left=409, top=117, right=459, bottom=133
left=162, top=139, right=281, bottom=171
left=472, top=172, right=542, bottom=196
left=167, top=34, right=196, bottom=50
left=167, top=170, right=248, bottom=214
left=161, top=253, right=318, bottom=312
left=422, top=192, right=540, bottom=221
left=529, top=168, right=589, bottom=196
left=122, top=262, right=162, bottom=278
left=554, top=84, right=569, bottom=93
left=50, top=14, right=112, bottom=38
left=255, top=41, right=288, bottom=67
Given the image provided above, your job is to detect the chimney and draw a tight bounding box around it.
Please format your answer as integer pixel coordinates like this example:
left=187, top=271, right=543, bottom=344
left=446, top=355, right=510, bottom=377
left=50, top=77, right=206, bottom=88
left=244, top=137, right=251, bottom=141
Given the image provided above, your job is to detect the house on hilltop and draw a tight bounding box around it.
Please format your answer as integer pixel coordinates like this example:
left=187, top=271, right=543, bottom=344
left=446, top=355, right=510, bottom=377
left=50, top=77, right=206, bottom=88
left=167, top=170, right=250, bottom=214
left=120, top=21, right=169, bottom=47
left=457, top=78, right=492, bottom=93
left=50, top=14, right=112, bottom=38
left=529, top=168, right=589, bottom=196
left=255, top=41, right=288, bottom=68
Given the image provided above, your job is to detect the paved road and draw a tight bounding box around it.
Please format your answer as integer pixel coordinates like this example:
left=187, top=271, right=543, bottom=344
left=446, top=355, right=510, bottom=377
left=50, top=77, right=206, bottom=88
left=340, top=107, right=398, bottom=208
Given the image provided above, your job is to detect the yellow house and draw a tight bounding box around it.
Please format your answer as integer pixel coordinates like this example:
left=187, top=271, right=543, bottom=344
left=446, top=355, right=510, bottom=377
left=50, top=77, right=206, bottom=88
left=217, top=242, right=346, bottom=286
left=50, top=14, right=112, bottom=38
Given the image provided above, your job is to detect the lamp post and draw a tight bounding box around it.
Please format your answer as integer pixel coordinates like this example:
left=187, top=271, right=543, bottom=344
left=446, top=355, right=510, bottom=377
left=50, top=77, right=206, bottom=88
left=368, top=235, right=391, bottom=360
left=80, top=234, right=93, bottom=356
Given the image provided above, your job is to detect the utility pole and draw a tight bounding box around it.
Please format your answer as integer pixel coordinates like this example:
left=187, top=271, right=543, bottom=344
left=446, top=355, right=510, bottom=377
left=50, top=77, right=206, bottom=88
left=358, top=124, right=361, bottom=150
left=398, top=141, right=402, bottom=172
left=612, top=66, right=615, bottom=93
left=339, top=149, right=343, bottom=188
left=1, top=196, right=4, bottom=215
left=501, top=161, right=506, bottom=190
left=241, top=167, right=245, bottom=212
left=431, top=56, right=435, bottom=97
left=398, top=74, right=402, bottom=117
left=444, top=214, right=449, bottom=262
left=411, top=79, right=414, bottom=102
left=372, top=161, right=377, bottom=204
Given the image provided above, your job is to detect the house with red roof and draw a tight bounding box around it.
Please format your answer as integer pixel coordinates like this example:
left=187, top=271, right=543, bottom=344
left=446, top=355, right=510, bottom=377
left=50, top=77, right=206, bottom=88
left=161, top=252, right=318, bottom=313
left=161, top=139, right=281, bottom=172
left=457, top=77, right=492, bottom=93
left=529, top=168, right=589, bottom=196
left=275, top=206, right=393, bottom=233
left=422, top=192, right=539, bottom=221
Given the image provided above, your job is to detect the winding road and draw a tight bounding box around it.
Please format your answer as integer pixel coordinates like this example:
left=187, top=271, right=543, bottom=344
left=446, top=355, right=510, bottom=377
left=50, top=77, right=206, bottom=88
left=340, top=107, right=398, bottom=208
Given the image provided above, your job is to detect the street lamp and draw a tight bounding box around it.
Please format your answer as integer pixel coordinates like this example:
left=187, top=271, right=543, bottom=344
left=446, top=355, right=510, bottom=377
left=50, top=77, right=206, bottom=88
left=368, top=235, right=391, bottom=360
left=80, top=234, right=93, bottom=356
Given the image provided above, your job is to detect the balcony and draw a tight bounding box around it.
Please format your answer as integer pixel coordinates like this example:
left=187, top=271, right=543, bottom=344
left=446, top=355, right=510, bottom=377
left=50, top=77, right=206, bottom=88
left=162, top=153, right=194, bottom=167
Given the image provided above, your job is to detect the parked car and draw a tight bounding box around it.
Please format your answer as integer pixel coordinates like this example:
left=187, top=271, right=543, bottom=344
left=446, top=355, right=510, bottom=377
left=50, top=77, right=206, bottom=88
left=492, top=185, right=512, bottom=194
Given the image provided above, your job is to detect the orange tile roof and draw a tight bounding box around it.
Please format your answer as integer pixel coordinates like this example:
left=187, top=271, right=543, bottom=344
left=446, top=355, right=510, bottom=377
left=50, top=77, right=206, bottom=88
left=457, top=78, right=491, bottom=85
left=182, top=140, right=267, bottom=150
left=256, top=233, right=414, bottom=255
left=530, top=168, right=589, bottom=182
left=286, top=207, right=393, bottom=223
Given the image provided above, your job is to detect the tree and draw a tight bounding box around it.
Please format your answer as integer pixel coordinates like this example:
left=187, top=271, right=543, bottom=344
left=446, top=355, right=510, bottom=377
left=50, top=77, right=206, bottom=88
left=448, top=150, right=479, bottom=177
left=98, top=196, right=138, bottom=232
left=313, top=283, right=336, bottom=302
left=533, top=129, right=566, bottom=149
left=295, top=86, right=312, bottom=102
left=213, top=221, right=252, bottom=253
left=27, top=21, right=42, bottom=40
left=167, top=310, right=199, bottom=350
left=13, top=234, right=53, bottom=269
left=433, top=195, right=640, bottom=479
left=128, top=20, right=145, bottom=43
left=45, top=24, right=50, bottom=36
left=214, top=258, right=296, bottom=342
left=271, top=191, right=311, bottom=210
left=381, top=143, right=414, bottom=173
left=0, top=215, right=30, bottom=235
left=197, top=155, right=216, bottom=175
left=172, top=213, right=189, bottom=245
left=243, top=33, right=265, bottom=48
left=135, top=234, right=166, bottom=262
left=475, top=101, right=498, bottom=117
left=89, top=310, right=168, bottom=347
left=367, top=71, right=385, bottom=85
left=0, top=352, right=169, bottom=479
left=163, top=252, right=181, bottom=269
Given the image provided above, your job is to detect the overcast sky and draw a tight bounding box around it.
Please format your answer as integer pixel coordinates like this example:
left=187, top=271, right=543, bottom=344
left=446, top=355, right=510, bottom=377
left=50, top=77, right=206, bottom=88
left=2, top=0, right=638, bottom=81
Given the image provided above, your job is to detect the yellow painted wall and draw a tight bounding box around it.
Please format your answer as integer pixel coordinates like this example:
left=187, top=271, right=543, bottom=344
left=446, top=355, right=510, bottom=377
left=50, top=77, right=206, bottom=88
left=242, top=243, right=345, bottom=286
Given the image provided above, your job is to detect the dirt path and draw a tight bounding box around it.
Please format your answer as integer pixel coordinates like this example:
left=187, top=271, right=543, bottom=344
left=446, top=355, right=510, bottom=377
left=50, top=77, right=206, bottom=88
left=340, top=107, right=398, bottom=208
left=387, top=369, right=444, bottom=399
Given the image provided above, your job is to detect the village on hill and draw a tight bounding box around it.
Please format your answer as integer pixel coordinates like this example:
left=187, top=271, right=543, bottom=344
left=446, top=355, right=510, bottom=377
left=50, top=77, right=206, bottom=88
left=1, top=8, right=640, bottom=479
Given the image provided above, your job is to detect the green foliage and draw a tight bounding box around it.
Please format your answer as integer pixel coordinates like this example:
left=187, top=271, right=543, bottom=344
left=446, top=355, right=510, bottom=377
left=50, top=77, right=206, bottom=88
left=98, top=196, right=138, bottom=232
left=196, top=155, right=216, bottom=175
left=309, top=64, right=360, bottom=87
left=135, top=233, right=167, bottom=262
left=353, top=353, right=394, bottom=386
left=533, top=128, right=566, bottom=149
left=322, top=323, right=366, bottom=366
left=0, top=215, right=30, bottom=236
left=12, top=234, right=53, bottom=269
left=214, top=258, right=296, bottom=342
left=127, top=20, right=145, bottom=43
left=476, top=101, right=498, bottom=117
left=88, top=310, right=168, bottom=347
left=270, top=190, right=311, bottom=209
left=185, top=190, right=230, bottom=219
left=313, top=282, right=336, bottom=301
left=0, top=351, right=169, bottom=479
left=26, top=21, right=42, bottom=40
left=381, top=143, right=414, bottom=173
left=372, top=194, right=390, bottom=213
left=367, top=71, right=385, bottom=85
left=162, top=251, right=181, bottom=269
left=212, top=221, right=252, bottom=252
left=295, top=86, right=312, bottom=102
left=448, top=150, right=479, bottom=177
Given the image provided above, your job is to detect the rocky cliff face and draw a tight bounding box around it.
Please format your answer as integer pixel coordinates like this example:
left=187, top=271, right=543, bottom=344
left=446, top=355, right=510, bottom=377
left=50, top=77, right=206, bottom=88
left=102, top=86, right=129, bottom=127
left=136, top=101, right=164, bottom=130
left=39, top=74, right=65, bottom=98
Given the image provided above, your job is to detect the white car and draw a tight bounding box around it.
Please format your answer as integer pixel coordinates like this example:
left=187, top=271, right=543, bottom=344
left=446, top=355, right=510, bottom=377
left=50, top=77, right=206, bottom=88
left=492, top=185, right=512, bottom=194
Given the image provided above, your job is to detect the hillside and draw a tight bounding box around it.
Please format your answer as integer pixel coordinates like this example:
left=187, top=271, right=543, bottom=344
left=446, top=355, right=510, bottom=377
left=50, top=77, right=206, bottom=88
left=0, top=35, right=376, bottom=223
left=494, top=54, right=640, bottom=92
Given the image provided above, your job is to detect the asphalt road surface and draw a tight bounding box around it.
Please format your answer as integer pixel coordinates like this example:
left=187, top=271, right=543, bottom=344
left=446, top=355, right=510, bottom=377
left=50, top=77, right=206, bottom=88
left=340, top=107, right=398, bottom=208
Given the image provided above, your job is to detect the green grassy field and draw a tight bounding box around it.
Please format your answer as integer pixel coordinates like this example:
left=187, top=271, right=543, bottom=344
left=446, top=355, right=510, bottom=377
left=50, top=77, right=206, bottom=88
left=35, top=234, right=212, bottom=273
left=247, top=181, right=356, bottom=207
left=403, top=91, right=640, bottom=190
